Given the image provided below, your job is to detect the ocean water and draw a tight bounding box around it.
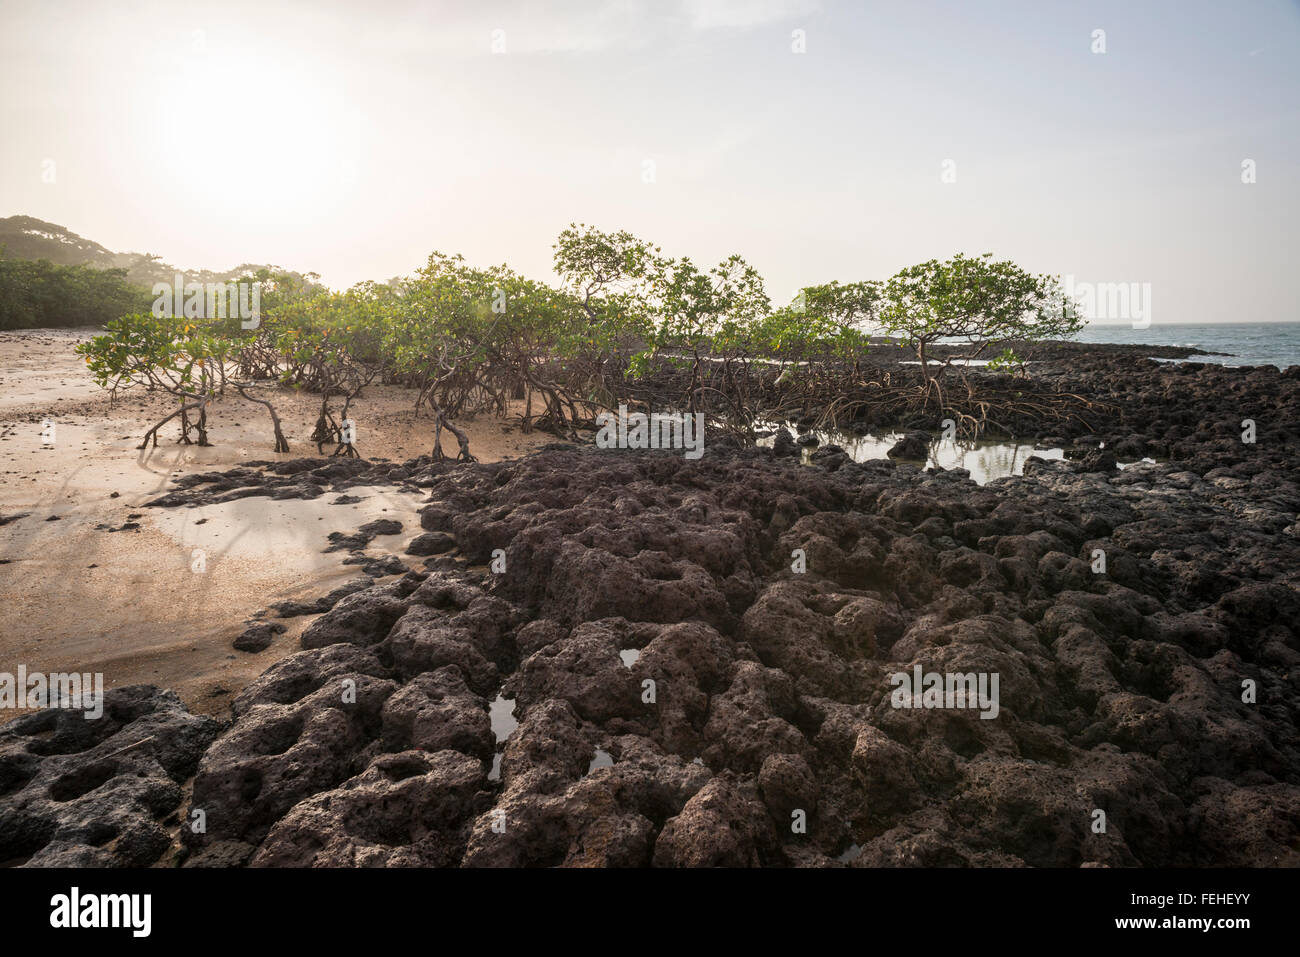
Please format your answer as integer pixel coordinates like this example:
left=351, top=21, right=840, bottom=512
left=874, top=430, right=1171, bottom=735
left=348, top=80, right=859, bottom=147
left=1072, top=322, right=1300, bottom=369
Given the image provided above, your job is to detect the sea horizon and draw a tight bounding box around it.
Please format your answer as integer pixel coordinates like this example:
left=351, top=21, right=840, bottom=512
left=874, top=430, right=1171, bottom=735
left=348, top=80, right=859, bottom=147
left=1072, top=321, right=1300, bottom=368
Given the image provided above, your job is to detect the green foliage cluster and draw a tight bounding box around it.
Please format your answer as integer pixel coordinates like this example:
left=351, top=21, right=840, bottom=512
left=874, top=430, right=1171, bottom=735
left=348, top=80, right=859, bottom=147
left=880, top=252, right=1083, bottom=376
left=553, top=226, right=1079, bottom=367
left=75, top=224, right=1086, bottom=448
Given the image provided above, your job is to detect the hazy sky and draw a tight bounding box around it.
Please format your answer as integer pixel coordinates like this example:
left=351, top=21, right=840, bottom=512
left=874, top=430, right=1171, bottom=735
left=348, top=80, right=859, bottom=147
left=2, top=0, right=1298, bottom=323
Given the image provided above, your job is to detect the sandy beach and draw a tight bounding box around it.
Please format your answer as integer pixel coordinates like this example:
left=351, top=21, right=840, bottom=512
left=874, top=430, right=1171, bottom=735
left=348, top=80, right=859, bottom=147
left=0, top=327, right=553, bottom=715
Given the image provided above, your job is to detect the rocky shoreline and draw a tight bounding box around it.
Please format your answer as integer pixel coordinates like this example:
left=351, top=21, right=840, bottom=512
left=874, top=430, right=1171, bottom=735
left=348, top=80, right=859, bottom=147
left=2, top=349, right=1297, bottom=867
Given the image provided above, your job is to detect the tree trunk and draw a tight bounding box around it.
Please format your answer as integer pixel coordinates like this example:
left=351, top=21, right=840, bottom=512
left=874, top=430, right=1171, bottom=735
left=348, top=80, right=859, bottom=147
left=432, top=408, right=475, bottom=462
left=139, top=395, right=209, bottom=450
left=234, top=383, right=290, bottom=453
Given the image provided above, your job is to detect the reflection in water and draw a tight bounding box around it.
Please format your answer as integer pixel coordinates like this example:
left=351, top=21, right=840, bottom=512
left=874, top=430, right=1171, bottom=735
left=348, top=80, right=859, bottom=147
left=898, top=359, right=1000, bottom=367
left=755, top=424, right=1065, bottom=485
left=920, top=436, right=1065, bottom=483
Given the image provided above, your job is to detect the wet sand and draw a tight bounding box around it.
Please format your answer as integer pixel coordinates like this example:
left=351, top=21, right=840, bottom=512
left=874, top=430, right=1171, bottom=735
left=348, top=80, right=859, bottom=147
left=0, top=327, right=554, bottom=716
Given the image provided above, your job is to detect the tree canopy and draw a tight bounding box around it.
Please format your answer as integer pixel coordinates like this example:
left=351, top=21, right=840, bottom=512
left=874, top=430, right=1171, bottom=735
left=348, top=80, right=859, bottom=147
left=73, top=227, right=1088, bottom=453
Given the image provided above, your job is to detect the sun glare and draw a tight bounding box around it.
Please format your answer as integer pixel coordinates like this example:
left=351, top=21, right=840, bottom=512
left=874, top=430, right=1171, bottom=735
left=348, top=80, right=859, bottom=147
left=149, top=49, right=358, bottom=221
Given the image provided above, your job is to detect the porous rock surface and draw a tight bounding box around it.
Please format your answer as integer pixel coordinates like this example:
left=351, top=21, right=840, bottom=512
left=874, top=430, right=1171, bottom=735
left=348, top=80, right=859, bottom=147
left=5, top=348, right=1298, bottom=867
left=165, top=442, right=1299, bottom=867
left=0, top=687, right=221, bottom=866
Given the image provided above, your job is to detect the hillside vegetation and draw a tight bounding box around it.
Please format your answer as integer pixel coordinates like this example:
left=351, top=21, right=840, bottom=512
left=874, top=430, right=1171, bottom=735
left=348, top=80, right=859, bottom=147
left=0, top=215, right=322, bottom=328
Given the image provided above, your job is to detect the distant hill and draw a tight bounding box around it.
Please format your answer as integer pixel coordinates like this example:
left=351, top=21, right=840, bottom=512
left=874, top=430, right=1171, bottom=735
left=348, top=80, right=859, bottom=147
left=0, top=215, right=320, bottom=289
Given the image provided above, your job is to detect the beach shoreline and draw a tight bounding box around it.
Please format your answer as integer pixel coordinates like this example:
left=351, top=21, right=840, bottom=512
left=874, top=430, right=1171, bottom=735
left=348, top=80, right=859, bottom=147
left=0, top=327, right=556, bottom=716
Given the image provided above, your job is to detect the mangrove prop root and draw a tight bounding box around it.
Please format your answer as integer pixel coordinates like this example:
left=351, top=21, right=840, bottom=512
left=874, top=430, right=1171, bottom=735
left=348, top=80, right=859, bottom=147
left=234, top=383, right=291, bottom=454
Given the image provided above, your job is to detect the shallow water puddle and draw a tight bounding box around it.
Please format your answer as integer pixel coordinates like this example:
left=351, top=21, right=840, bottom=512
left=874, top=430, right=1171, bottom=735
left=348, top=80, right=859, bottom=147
left=487, top=694, right=518, bottom=783
left=489, top=695, right=517, bottom=743
left=757, top=425, right=1065, bottom=485
left=148, top=483, right=421, bottom=566
left=837, top=843, right=863, bottom=863
left=899, top=359, right=1007, bottom=367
